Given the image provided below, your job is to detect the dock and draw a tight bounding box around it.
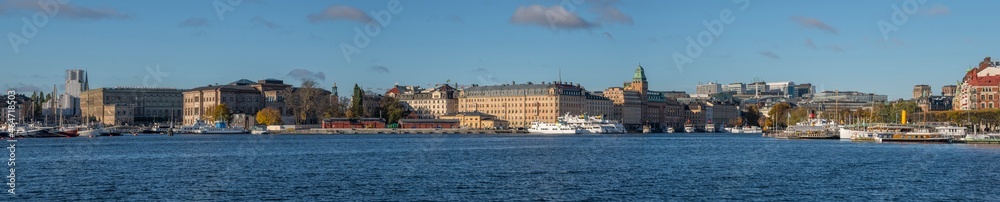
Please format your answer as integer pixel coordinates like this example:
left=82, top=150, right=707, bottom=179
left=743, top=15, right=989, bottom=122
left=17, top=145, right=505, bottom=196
left=273, top=128, right=527, bottom=135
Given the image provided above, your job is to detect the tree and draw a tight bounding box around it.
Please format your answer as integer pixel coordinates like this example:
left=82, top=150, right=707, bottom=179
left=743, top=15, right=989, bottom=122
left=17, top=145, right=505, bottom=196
left=282, top=79, right=331, bottom=124
left=256, top=107, right=283, bottom=125
left=349, top=84, right=365, bottom=118
left=205, top=104, right=232, bottom=122
left=378, top=96, right=406, bottom=124
left=767, top=102, right=792, bottom=128
left=741, top=106, right=762, bottom=127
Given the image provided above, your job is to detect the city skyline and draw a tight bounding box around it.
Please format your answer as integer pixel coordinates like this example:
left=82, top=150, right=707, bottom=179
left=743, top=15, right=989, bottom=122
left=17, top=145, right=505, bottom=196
left=2, top=0, right=996, bottom=99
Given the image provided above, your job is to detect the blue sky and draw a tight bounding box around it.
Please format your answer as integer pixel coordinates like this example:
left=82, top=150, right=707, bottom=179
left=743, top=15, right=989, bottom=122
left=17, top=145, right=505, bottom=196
left=1, top=0, right=996, bottom=99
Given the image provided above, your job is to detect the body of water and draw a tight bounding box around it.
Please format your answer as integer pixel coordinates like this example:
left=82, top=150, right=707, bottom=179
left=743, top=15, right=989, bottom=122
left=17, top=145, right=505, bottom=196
left=5, top=134, right=1000, bottom=201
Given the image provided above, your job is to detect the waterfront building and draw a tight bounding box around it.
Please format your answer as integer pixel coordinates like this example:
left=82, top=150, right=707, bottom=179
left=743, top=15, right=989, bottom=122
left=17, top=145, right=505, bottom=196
left=440, top=112, right=510, bottom=129
left=584, top=92, right=614, bottom=118
left=913, top=84, right=932, bottom=99
left=957, top=57, right=1000, bottom=110
left=458, top=81, right=585, bottom=128
left=398, top=119, right=460, bottom=129
left=80, top=87, right=184, bottom=125
left=722, top=83, right=745, bottom=95
left=916, top=96, right=954, bottom=112
left=322, top=118, right=386, bottom=129
left=942, top=85, right=957, bottom=97
left=695, top=82, right=722, bottom=97
left=183, top=79, right=295, bottom=125
left=386, top=84, right=458, bottom=119
left=603, top=87, right=643, bottom=127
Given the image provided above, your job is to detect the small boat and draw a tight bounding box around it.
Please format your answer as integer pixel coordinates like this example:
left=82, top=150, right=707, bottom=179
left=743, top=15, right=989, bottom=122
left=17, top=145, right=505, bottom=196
left=666, top=127, right=675, bottom=133
left=251, top=126, right=269, bottom=134
left=742, top=126, right=762, bottom=134
left=684, top=123, right=696, bottom=133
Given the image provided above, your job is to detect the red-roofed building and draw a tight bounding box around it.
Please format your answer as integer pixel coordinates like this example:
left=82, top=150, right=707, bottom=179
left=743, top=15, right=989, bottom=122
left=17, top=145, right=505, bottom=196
left=957, top=57, right=1000, bottom=110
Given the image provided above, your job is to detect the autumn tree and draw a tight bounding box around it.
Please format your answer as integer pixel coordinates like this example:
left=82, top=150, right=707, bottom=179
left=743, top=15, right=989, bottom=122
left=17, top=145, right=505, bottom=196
left=204, top=104, right=232, bottom=122
left=767, top=102, right=792, bottom=128
left=256, top=107, right=283, bottom=125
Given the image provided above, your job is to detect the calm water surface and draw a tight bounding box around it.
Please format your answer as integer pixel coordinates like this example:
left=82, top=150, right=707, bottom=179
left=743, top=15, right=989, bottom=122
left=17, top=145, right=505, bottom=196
left=5, top=134, right=1000, bottom=201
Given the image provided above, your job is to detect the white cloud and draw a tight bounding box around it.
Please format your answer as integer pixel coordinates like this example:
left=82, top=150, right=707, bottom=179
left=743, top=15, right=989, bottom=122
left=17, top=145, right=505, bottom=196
left=510, top=5, right=596, bottom=29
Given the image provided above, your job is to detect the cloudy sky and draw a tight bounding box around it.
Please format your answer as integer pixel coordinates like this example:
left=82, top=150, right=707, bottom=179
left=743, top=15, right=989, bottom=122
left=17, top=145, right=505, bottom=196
left=0, top=0, right=993, bottom=99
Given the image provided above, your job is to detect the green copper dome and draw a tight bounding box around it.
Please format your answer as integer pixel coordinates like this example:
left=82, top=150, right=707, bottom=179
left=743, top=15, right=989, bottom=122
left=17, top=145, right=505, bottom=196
left=633, top=65, right=647, bottom=81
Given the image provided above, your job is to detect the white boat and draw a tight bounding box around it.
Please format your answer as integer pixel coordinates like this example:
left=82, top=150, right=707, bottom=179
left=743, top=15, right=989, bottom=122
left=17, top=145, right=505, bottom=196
left=724, top=127, right=743, bottom=133
left=79, top=125, right=111, bottom=137
left=684, top=123, right=696, bottom=133
left=178, top=120, right=247, bottom=134
left=705, top=123, right=716, bottom=133
left=839, top=127, right=868, bottom=139
left=741, top=126, right=762, bottom=134
left=559, top=113, right=625, bottom=134
left=251, top=126, right=269, bottom=134
left=528, top=121, right=581, bottom=134
left=666, top=127, right=675, bottom=133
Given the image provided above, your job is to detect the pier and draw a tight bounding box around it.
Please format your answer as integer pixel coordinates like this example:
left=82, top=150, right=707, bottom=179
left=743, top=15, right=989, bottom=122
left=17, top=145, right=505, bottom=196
left=274, top=128, right=527, bottom=135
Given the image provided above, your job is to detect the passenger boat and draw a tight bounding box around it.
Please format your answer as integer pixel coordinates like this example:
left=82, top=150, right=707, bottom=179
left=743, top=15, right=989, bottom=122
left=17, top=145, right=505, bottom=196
left=705, top=123, right=716, bottom=133
left=876, top=132, right=952, bottom=143
left=560, top=113, right=625, bottom=134
left=528, top=121, right=581, bottom=134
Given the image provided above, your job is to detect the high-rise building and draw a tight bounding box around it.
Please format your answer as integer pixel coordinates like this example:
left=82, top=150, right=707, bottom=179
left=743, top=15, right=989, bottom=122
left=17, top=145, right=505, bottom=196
left=48, top=69, right=89, bottom=117
left=913, top=84, right=932, bottom=99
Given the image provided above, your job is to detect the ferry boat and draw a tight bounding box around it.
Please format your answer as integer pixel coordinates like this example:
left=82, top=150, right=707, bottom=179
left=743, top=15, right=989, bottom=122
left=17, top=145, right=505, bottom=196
left=935, top=126, right=967, bottom=138
left=559, top=113, right=625, bottom=134
left=528, top=121, right=581, bottom=134
left=864, top=124, right=952, bottom=143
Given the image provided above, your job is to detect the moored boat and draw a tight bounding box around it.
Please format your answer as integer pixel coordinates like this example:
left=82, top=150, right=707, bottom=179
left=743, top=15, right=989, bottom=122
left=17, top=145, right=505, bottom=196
left=528, top=121, right=581, bottom=134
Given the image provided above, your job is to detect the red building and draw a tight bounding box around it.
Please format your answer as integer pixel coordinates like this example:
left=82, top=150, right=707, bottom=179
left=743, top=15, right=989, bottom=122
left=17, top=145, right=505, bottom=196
left=398, top=119, right=460, bottom=129
left=322, top=118, right=386, bottom=129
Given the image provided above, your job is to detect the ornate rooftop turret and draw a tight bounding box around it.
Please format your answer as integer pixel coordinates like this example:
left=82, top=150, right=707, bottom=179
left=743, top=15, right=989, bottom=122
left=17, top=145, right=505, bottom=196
left=633, top=64, right=647, bottom=81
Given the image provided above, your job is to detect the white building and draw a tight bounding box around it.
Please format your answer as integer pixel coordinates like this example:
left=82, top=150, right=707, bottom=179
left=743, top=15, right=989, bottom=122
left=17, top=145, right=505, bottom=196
left=695, top=82, right=722, bottom=97
left=766, top=81, right=796, bottom=98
